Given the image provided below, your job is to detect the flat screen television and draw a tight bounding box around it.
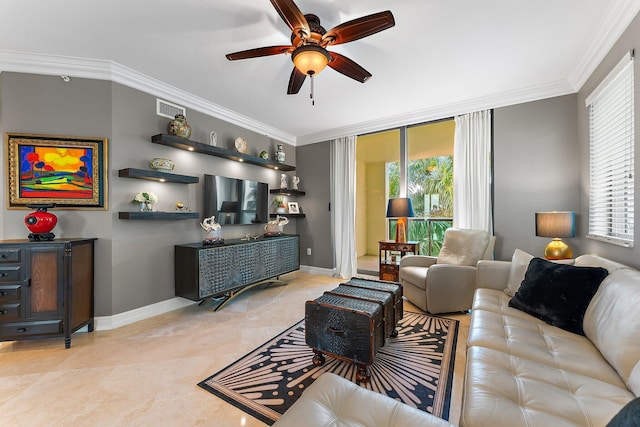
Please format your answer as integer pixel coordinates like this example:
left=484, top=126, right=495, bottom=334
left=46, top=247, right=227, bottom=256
left=203, top=174, right=269, bottom=225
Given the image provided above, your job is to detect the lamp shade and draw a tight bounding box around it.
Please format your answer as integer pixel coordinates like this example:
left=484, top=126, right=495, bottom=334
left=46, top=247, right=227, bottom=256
left=535, top=211, right=576, bottom=238
left=386, top=198, right=415, bottom=218
left=292, top=45, right=331, bottom=76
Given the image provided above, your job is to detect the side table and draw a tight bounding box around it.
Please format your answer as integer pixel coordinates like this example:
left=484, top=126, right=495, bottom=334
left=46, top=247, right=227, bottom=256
left=378, top=240, right=420, bottom=281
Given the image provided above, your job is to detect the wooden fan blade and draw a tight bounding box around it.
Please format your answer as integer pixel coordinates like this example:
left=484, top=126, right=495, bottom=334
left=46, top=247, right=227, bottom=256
left=226, top=45, right=293, bottom=61
left=287, top=67, right=307, bottom=94
left=322, top=11, right=395, bottom=46
left=270, top=0, right=310, bottom=38
left=328, top=52, right=372, bottom=83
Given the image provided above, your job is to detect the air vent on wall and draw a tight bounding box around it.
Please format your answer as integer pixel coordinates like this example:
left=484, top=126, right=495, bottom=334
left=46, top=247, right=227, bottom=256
left=156, top=98, right=186, bottom=119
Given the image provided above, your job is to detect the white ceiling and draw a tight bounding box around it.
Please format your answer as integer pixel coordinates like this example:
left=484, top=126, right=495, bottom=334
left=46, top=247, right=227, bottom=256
left=1, top=0, right=639, bottom=145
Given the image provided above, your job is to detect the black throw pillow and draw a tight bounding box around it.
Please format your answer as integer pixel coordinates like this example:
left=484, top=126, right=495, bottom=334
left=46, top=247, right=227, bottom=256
left=508, top=257, right=608, bottom=335
left=607, top=397, right=640, bottom=427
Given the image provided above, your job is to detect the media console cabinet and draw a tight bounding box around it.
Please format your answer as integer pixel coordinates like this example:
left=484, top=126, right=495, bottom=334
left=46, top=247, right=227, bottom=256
left=175, top=235, right=299, bottom=310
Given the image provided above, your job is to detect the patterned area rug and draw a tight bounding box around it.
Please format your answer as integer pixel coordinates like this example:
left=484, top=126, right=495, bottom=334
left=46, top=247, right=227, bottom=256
left=198, top=311, right=458, bottom=425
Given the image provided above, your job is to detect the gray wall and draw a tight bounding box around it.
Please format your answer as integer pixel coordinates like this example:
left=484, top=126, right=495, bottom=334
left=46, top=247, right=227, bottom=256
left=577, top=11, right=640, bottom=269
left=493, top=94, right=579, bottom=260
left=295, top=142, right=333, bottom=269
left=0, top=73, right=116, bottom=312
left=0, top=72, right=295, bottom=316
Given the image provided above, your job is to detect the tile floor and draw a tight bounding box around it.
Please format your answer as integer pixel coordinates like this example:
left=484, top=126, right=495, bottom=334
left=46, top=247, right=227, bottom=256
left=0, top=272, right=469, bottom=426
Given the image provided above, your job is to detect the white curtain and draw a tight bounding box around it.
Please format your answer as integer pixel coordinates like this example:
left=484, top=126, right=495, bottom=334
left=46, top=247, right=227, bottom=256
left=453, top=110, right=493, bottom=233
left=331, top=135, right=357, bottom=279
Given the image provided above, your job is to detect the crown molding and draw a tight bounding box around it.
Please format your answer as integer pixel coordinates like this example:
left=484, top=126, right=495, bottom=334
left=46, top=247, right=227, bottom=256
left=0, top=50, right=297, bottom=145
left=568, top=0, right=640, bottom=91
left=296, top=79, right=576, bottom=145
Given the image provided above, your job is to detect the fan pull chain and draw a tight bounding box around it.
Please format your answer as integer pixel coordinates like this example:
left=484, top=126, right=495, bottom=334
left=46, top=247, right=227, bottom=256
left=310, top=74, right=315, bottom=106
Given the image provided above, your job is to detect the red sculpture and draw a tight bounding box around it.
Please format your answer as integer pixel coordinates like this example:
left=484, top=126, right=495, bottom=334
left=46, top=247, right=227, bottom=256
left=24, top=204, right=57, bottom=241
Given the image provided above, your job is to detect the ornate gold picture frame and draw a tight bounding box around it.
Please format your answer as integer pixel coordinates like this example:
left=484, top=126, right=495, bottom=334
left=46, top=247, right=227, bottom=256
left=6, top=132, right=108, bottom=209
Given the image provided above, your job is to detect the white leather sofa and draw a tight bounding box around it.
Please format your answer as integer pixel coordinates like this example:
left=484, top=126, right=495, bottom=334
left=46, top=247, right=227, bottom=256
left=273, top=372, right=454, bottom=427
left=399, top=228, right=495, bottom=314
left=461, top=253, right=640, bottom=427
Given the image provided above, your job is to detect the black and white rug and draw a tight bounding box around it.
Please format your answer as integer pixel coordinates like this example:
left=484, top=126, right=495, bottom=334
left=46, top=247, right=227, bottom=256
left=198, top=311, right=458, bottom=425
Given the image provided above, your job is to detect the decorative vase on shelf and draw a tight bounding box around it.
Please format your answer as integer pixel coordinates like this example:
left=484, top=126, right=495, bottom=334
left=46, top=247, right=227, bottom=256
left=275, top=144, right=285, bottom=163
left=167, top=114, right=192, bottom=139
left=140, top=202, right=154, bottom=212
left=150, top=158, right=175, bottom=172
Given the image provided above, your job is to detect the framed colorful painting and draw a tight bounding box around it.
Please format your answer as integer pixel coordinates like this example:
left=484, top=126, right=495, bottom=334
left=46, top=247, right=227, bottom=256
left=6, top=133, right=108, bottom=209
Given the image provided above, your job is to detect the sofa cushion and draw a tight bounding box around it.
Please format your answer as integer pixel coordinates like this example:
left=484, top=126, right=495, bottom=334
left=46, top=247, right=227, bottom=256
left=272, top=373, right=454, bottom=427
left=505, top=249, right=534, bottom=296
left=437, top=228, right=489, bottom=266
left=468, top=296, right=629, bottom=387
left=508, top=258, right=608, bottom=335
left=583, top=268, right=640, bottom=395
left=461, top=346, right=635, bottom=427
left=575, top=254, right=631, bottom=272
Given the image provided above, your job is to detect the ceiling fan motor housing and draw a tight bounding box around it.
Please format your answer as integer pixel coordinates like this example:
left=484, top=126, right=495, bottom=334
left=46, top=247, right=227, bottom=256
left=291, top=14, right=326, bottom=47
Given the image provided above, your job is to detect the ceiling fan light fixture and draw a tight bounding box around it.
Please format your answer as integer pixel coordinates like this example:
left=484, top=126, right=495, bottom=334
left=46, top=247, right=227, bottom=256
left=292, top=45, right=331, bottom=76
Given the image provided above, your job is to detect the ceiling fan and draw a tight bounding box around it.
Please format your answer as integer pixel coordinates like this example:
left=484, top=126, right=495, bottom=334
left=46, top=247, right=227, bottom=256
left=226, top=0, right=395, bottom=99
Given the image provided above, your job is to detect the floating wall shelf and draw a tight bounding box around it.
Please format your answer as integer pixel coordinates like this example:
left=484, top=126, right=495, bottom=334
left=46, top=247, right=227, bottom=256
left=270, top=213, right=306, bottom=218
left=118, top=168, right=199, bottom=184
left=269, top=189, right=306, bottom=196
left=151, top=134, right=296, bottom=171
left=118, top=212, right=200, bottom=220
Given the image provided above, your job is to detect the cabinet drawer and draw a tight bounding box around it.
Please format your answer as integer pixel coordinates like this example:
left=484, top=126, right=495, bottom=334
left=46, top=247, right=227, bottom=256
left=0, top=284, right=20, bottom=302
left=0, top=320, right=62, bottom=339
left=0, top=266, right=20, bottom=282
left=0, top=303, right=21, bottom=321
left=380, top=263, right=398, bottom=274
left=0, top=249, right=20, bottom=263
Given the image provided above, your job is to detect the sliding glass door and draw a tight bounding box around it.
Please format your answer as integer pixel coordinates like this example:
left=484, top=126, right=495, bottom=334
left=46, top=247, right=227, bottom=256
left=356, top=120, right=454, bottom=272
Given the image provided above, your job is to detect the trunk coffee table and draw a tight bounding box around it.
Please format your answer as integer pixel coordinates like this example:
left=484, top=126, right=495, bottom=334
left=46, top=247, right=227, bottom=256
left=304, top=278, right=403, bottom=382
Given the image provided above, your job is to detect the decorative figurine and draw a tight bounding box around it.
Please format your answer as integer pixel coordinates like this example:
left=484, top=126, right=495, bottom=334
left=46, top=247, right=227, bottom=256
left=276, top=144, right=285, bottom=163
left=209, top=131, right=217, bottom=146
left=292, top=176, right=300, bottom=190
left=175, top=201, right=191, bottom=212
left=200, top=216, right=223, bottom=245
left=259, top=150, right=269, bottom=160
left=280, top=173, right=288, bottom=189
left=264, top=215, right=289, bottom=236
left=24, top=204, right=57, bottom=241
left=167, top=114, right=192, bottom=139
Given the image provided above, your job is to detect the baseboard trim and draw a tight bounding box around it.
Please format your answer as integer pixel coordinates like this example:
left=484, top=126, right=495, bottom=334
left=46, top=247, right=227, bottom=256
left=300, top=265, right=335, bottom=276
left=92, top=267, right=333, bottom=331
left=94, top=297, right=197, bottom=331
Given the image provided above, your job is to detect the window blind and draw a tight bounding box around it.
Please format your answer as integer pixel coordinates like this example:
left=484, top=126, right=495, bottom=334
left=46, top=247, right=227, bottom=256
left=587, top=51, right=634, bottom=247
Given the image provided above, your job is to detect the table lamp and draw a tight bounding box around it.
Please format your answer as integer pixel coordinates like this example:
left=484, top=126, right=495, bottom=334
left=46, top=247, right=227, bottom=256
left=535, top=211, right=575, bottom=260
left=386, top=198, right=415, bottom=243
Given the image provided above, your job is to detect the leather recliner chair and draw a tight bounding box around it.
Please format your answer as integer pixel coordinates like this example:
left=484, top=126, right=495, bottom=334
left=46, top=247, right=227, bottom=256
left=399, top=228, right=495, bottom=314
